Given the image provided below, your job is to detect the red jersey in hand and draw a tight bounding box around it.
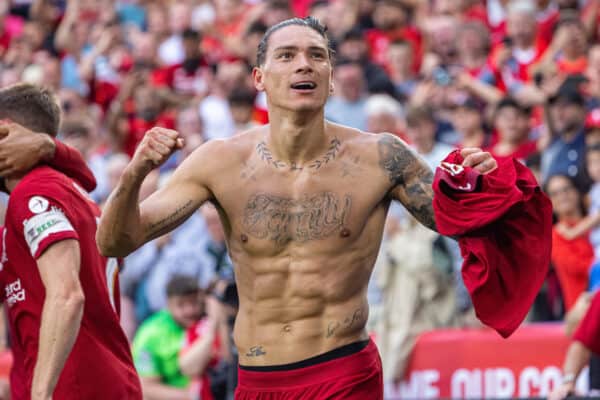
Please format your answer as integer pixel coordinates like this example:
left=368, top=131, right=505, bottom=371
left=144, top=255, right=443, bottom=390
left=432, top=151, right=553, bottom=337
left=2, top=166, right=141, bottom=399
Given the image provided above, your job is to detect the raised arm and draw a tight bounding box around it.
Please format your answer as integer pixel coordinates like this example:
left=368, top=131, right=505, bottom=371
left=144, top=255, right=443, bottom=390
left=377, top=134, right=496, bottom=232
left=97, top=127, right=213, bottom=258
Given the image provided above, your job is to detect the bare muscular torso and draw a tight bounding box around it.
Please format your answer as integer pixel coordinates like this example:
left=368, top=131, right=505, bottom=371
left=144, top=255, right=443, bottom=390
left=199, top=122, right=431, bottom=366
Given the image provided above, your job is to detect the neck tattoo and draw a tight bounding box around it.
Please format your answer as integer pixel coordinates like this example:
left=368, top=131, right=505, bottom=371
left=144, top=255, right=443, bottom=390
left=256, top=138, right=341, bottom=171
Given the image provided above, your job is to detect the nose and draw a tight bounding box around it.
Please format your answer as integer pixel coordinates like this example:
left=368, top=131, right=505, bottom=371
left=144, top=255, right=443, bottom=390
left=295, top=52, right=313, bottom=74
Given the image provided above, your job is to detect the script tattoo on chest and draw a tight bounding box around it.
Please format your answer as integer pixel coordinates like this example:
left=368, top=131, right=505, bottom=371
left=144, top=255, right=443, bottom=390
left=243, top=192, right=352, bottom=243
left=256, top=138, right=341, bottom=171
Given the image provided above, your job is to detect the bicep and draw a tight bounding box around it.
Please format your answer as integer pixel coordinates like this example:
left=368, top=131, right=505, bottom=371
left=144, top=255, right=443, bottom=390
left=377, top=134, right=437, bottom=232
left=37, top=239, right=81, bottom=292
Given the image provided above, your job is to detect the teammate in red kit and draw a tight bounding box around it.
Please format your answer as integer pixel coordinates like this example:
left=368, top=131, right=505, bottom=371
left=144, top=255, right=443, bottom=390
left=0, top=83, right=142, bottom=400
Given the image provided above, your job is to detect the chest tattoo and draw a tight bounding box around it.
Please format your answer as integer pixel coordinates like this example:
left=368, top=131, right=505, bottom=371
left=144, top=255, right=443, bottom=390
left=242, top=192, right=352, bottom=243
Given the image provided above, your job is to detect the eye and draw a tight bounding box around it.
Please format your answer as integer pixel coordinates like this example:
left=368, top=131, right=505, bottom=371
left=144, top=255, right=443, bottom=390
left=278, top=52, right=293, bottom=60
left=312, top=52, right=326, bottom=59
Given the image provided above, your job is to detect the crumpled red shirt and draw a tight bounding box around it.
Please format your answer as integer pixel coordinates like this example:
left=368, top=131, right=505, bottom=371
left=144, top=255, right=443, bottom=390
left=433, top=150, right=553, bottom=338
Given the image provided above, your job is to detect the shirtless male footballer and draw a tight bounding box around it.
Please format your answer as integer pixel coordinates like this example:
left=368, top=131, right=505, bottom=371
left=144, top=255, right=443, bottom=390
left=97, top=17, right=497, bottom=400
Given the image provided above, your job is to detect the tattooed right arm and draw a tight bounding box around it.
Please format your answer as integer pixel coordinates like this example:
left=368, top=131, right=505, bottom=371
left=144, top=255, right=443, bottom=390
left=97, top=142, right=218, bottom=258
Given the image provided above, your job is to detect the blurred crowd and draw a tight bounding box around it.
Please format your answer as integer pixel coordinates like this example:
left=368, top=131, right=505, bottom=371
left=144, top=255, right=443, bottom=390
left=1, top=0, right=600, bottom=397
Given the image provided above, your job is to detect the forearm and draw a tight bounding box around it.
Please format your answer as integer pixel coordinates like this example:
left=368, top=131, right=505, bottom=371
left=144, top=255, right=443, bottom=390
left=141, top=381, right=192, bottom=400
left=31, top=293, right=84, bottom=397
left=561, top=341, right=591, bottom=390
left=97, top=167, right=146, bottom=257
left=179, top=332, right=215, bottom=377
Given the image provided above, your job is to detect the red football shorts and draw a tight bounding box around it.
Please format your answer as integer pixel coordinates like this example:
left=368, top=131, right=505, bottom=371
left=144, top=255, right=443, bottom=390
left=235, top=339, right=383, bottom=400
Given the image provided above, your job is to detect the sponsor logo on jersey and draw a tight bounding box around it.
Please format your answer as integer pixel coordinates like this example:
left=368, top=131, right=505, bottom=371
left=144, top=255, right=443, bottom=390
left=5, top=279, right=25, bottom=307
left=28, top=196, right=49, bottom=214
left=23, top=208, right=75, bottom=256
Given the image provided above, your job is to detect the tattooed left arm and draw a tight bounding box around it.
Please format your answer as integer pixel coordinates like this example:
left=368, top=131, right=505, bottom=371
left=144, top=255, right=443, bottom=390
left=377, top=134, right=497, bottom=233
left=378, top=134, right=437, bottom=232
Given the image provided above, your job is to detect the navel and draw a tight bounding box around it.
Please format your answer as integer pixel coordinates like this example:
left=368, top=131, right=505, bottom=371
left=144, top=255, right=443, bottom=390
left=282, top=324, right=292, bottom=334
left=340, top=228, right=351, bottom=238
left=240, top=233, right=248, bottom=243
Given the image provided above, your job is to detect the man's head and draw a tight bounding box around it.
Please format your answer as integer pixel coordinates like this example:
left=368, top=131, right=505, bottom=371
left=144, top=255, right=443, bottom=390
left=405, top=105, right=437, bottom=149
left=333, top=59, right=365, bottom=102
left=365, top=94, right=402, bottom=133
left=452, top=98, right=483, bottom=137
left=494, top=97, right=530, bottom=144
left=506, top=1, right=537, bottom=49
left=550, top=87, right=586, bottom=135
left=387, top=40, right=413, bottom=75
left=166, top=275, right=204, bottom=329
left=253, top=17, right=334, bottom=112
left=338, top=28, right=368, bottom=63
left=0, top=83, right=60, bottom=136
left=373, top=0, right=409, bottom=31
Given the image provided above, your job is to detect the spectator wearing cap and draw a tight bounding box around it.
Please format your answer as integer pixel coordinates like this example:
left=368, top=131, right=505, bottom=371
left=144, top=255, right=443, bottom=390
left=542, top=86, right=588, bottom=184
left=132, top=275, right=205, bottom=397
left=490, top=97, right=537, bottom=163
left=325, top=59, right=369, bottom=130
left=446, top=97, right=489, bottom=148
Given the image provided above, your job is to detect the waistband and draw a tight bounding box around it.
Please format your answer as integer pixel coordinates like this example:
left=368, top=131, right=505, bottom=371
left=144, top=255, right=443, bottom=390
left=237, top=339, right=380, bottom=390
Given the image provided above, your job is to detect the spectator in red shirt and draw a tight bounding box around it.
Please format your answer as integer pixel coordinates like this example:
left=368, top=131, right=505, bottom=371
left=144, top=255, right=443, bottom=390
left=366, top=0, right=422, bottom=73
left=546, top=174, right=595, bottom=311
left=492, top=1, right=548, bottom=95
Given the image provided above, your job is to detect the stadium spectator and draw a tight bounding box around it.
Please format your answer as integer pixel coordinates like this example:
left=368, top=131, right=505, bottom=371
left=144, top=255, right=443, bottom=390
left=132, top=275, right=204, bottom=399
left=546, top=174, right=594, bottom=311
left=325, top=59, right=368, bottom=130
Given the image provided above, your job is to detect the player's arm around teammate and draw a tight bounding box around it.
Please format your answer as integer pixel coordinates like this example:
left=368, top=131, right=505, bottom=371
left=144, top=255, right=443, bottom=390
left=97, top=127, right=217, bottom=258
left=31, top=239, right=84, bottom=400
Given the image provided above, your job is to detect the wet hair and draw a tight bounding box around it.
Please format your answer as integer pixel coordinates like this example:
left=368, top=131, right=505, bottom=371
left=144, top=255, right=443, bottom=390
left=0, top=83, right=61, bottom=136
left=166, top=275, right=200, bottom=298
left=256, top=16, right=333, bottom=67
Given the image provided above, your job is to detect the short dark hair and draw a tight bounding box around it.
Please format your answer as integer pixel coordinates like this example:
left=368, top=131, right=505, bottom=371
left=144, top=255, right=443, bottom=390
left=0, top=83, right=61, bottom=136
left=228, top=87, right=256, bottom=107
left=406, top=105, right=435, bottom=126
left=256, top=16, right=333, bottom=67
left=166, top=275, right=200, bottom=298
left=182, top=28, right=201, bottom=41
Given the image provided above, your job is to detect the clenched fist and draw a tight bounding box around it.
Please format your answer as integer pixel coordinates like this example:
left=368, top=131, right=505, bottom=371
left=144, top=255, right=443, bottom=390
left=129, top=127, right=184, bottom=177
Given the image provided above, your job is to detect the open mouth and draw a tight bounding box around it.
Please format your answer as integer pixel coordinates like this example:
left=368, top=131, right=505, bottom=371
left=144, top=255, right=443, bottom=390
left=290, top=81, right=317, bottom=90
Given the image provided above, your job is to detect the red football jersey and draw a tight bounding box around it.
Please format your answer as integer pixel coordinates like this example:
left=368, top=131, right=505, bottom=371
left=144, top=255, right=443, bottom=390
left=2, top=166, right=141, bottom=399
